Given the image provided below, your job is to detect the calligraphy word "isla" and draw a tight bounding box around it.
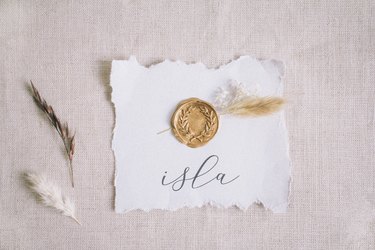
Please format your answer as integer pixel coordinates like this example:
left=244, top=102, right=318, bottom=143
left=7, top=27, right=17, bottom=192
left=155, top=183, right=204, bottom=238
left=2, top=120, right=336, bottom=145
left=161, top=155, right=240, bottom=191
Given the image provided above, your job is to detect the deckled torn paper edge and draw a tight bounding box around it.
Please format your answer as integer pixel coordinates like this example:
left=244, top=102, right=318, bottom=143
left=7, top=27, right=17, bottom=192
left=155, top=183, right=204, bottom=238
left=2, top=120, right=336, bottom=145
left=110, top=56, right=292, bottom=213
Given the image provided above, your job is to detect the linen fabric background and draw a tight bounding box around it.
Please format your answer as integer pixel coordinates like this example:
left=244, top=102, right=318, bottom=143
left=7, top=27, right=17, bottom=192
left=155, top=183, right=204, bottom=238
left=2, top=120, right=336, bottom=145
left=0, top=1, right=374, bottom=249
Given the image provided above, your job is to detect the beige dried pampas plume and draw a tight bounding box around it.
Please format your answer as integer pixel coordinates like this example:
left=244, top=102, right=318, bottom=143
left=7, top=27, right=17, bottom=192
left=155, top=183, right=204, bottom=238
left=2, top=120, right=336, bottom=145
left=220, top=96, right=285, bottom=116
left=214, top=80, right=285, bottom=116
left=23, top=172, right=81, bottom=225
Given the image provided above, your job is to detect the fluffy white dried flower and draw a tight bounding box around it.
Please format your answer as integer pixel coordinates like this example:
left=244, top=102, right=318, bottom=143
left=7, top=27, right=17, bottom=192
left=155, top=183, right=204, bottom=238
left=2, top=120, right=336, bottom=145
left=23, top=172, right=81, bottom=225
left=214, top=80, right=258, bottom=111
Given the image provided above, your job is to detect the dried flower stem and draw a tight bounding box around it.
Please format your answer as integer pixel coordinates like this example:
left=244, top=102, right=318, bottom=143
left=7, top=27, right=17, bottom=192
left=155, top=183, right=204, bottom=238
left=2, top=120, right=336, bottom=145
left=30, top=81, right=75, bottom=187
left=23, top=172, right=81, bottom=225
left=157, top=128, right=171, bottom=134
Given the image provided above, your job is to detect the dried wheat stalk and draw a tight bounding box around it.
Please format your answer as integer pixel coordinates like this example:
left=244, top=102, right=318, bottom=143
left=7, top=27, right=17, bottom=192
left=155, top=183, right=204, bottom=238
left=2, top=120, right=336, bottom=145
left=220, top=96, right=285, bottom=116
left=23, top=172, right=81, bottom=225
left=30, top=81, right=75, bottom=187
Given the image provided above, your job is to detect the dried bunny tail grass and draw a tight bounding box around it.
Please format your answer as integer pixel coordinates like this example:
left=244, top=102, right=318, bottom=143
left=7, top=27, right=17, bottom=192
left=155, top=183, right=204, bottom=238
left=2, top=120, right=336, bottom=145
left=220, top=96, right=285, bottom=116
left=30, top=81, right=75, bottom=188
left=23, top=172, right=81, bottom=225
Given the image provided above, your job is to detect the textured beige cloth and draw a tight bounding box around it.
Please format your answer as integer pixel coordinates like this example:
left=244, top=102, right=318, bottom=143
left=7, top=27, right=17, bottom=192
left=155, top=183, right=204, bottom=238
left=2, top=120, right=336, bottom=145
left=0, top=0, right=374, bottom=249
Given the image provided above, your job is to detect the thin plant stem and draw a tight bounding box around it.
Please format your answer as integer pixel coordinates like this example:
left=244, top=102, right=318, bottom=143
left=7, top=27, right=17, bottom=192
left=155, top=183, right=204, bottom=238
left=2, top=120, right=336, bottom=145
left=157, top=128, right=171, bottom=135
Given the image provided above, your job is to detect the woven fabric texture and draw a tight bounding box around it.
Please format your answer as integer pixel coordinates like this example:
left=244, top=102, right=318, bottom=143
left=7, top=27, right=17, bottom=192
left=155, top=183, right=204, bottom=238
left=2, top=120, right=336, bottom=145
left=0, top=1, right=374, bottom=249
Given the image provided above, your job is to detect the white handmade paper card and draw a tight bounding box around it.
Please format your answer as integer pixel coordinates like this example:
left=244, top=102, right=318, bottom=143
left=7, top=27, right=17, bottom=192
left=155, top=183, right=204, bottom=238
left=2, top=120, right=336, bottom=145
left=111, top=56, right=291, bottom=213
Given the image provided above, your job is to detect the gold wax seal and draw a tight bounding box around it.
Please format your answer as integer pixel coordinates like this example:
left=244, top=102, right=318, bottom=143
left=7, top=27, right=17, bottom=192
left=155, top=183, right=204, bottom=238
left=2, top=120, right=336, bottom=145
left=171, top=98, right=219, bottom=148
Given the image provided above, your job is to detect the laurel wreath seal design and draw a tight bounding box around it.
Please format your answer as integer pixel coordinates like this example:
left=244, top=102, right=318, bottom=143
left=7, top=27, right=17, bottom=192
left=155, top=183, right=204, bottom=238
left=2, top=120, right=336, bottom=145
left=177, top=104, right=217, bottom=143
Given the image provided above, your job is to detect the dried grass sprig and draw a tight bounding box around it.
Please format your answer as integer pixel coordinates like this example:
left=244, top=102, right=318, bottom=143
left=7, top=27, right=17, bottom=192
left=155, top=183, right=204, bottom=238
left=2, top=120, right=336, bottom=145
left=30, top=81, right=75, bottom=187
left=214, top=80, right=285, bottom=117
left=23, top=172, right=81, bottom=225
left=219, top=96, right=285, bottom=116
